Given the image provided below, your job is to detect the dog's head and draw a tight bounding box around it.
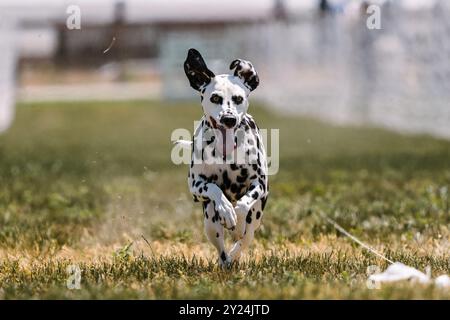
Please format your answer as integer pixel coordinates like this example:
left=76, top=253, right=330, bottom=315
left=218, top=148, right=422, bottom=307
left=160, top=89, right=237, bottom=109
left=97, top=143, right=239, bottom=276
left=184, top=48, right=259, bottom=131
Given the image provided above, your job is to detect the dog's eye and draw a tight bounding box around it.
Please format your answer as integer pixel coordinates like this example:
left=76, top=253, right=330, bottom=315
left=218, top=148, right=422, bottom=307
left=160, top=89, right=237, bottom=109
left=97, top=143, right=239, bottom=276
left=210, top=94, right=223, bottom=104
left=232, top=96, right=243, bottom=105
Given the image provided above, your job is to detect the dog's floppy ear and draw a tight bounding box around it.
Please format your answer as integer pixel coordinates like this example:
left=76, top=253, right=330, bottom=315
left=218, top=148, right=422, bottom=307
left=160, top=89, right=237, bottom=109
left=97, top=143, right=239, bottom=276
left=229, top=59, right=259, bottom=92
left=184, top=48, right=215, bottom=91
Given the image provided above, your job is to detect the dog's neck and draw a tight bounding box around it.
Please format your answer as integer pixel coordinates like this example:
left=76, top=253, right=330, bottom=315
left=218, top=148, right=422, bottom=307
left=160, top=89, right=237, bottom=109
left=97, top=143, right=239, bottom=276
left=203, top=115, right=242, bottom=158
left=217, top=128, right=236, bottom=157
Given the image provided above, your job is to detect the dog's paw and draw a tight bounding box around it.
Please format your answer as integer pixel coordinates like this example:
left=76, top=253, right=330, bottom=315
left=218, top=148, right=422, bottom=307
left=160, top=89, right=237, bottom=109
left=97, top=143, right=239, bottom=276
left=232, top=201, right=250, bottom=239
left=214, top=196, right=237, bottom=230
left=218, top=252, right=233, bottom=270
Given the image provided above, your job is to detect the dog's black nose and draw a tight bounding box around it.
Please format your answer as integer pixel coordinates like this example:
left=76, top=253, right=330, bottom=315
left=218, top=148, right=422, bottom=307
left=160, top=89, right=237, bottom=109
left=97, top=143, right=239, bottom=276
left=220, top=116, right=237, bottom=128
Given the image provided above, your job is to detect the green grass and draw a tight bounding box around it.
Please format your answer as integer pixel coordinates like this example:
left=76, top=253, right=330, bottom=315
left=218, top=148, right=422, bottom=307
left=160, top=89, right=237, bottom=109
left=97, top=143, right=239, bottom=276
left=0, top=100, right=448, bottom=299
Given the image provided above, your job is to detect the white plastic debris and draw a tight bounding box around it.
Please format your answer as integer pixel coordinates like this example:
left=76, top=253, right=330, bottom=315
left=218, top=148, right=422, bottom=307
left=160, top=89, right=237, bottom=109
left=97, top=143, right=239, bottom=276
left=321, top=214, right=450, bottom=290
left=435, top=275, right=450, bottom=288
left=369, top=262, right=450, bottom=288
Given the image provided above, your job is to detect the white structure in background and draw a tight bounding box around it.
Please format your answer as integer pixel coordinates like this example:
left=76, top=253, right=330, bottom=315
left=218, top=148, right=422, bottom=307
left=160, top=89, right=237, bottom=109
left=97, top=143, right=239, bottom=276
left=0, top=16, right=18, bottom=133
left=1, top=0, right=449, bottom=139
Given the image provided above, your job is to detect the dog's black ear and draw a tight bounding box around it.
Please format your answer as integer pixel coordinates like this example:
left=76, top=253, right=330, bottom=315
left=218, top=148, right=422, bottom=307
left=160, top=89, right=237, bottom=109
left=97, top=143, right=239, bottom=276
left=184, top=49, right=215, bottom=91
left=229, top=59, right=259, bottom=92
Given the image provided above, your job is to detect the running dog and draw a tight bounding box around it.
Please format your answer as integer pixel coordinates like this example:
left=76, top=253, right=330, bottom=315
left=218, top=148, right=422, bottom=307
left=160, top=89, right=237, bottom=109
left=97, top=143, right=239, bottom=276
left=183, top=48, right=269, bottom=267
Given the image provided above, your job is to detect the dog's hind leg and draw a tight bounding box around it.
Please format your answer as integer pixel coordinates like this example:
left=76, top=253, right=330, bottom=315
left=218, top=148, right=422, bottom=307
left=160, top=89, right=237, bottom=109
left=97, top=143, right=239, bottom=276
left=229, top=200, right=264, bottom=263
left=203, top=201, right=231, bottom=268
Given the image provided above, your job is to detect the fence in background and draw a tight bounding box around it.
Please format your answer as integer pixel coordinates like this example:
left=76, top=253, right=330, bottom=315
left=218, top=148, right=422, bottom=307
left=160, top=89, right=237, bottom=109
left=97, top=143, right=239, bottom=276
left=161, top=2, right=450, bottom=138
left=1, top=1, right=450, bottom=138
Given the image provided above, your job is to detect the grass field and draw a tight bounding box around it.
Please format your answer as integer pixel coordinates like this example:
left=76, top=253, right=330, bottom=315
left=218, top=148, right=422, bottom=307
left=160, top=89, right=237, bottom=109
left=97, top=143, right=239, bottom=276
left=0, top=100, right=448, bottom=299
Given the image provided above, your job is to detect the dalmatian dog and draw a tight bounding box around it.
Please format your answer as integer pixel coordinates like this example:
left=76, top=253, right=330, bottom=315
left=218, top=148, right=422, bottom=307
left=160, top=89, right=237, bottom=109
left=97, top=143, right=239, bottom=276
left=183, top=48, right=269, bottom=268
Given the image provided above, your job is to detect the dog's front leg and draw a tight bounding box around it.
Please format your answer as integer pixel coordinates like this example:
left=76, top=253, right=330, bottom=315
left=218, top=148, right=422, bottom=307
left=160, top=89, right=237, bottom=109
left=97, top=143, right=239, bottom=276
left=189, top=178, right=236, bottom=268
left=203, top=201, right=231, bottom=268
left=189, top=177, right=237, bottom=229
left=229, top=180, right=267, bottom=262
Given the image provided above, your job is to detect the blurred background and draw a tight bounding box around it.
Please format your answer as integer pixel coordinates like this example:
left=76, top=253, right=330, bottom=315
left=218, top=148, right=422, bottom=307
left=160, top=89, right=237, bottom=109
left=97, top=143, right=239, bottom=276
left=1, top=0, right=450, bottom=138
left=0, top=0, right=449, bottom=300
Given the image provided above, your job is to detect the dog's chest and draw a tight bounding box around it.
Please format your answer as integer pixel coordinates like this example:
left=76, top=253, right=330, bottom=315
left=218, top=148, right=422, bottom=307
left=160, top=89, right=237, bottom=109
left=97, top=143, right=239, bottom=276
left=191, top=115, right=266, bottom=203
left=202, top=162, right=255, bottom=203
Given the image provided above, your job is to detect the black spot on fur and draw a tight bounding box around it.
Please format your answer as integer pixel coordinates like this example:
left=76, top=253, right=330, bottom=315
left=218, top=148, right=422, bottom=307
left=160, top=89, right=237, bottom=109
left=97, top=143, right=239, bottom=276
left=230, top=163, right=239, bottom=171
left=252, top=191, right=259, bottom=199
left=230, top=183, right=239, bottom=194
left=222, top=171, right=231, bottom=189
left=261, top=196, right=268, bottom=210
left=221, top=251, right=227, bottom=261
left=216, top=232, right=219, bottom=238
left=258, top=178, right=266, bottom=192
left=212, top=208, right=220, bottom=223
left=246, top=211, right=252, bottom=224
left=202, top=201, right=210, bottom=218
left=256, top=211, right=261, bottom=219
